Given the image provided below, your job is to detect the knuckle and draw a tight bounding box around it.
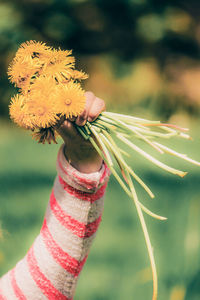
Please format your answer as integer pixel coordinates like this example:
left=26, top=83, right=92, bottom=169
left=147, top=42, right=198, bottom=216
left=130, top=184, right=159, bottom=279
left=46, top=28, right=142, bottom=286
left=96, top=99, right=106, bottom=112
left=85, top=91, right=94, bottom=99
left=61, top=120, right=72, bottom=131
left=90, top=112, right=96, bottom=119
left=100, top=99, right=105, bottom=108
left=89, top=112, right=97, bottom=121
left=96, top=97, right=105, bottom=107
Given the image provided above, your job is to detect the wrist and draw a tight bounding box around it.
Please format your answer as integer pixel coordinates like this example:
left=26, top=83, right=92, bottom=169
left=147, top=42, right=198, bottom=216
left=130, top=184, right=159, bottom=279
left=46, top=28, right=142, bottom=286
left=63, top=145, right=103, bottom=173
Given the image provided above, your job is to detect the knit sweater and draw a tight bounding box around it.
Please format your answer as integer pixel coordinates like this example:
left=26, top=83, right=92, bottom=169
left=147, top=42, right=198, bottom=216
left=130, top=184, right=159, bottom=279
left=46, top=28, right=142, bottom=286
left=0, top=145, right=110, bottom=299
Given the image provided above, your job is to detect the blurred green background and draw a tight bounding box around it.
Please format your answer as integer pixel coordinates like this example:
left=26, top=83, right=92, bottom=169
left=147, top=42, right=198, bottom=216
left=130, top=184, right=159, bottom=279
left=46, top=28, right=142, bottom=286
left=0, top=0, right=200, bottom=299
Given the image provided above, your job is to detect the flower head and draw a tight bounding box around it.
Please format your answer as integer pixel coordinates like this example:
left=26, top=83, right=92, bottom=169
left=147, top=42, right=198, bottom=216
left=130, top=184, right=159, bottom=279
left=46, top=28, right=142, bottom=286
left=71, top=70, right=88, bottom=81
left=9, top=94, right=34, bottom=129
left=37, top=48, right=73, bottom=65
left=54, top=81, right=86, bottom=118
left=40, top=50, right=75, bottom=82
left=8, top=57, right=39, bottom=88
left=27, top=91, right=59, bottom=128
left=40, top=59, right=74, bottom=82
left=15, top=40, right=50, bottom=60
left=30, top=75, right=57, bottom=99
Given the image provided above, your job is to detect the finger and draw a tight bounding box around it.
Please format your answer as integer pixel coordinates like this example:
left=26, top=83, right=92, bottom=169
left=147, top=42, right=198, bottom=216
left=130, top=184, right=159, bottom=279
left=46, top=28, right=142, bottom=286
left=75, top=91, right=95, bottom=126
left=88, top=97, right=106, bottom=122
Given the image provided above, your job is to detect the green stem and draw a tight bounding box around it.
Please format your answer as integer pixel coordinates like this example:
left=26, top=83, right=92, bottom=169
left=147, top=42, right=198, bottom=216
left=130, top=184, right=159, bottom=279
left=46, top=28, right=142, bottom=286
left=126, top=172, right=158, bottom=300
left=90, top=126, right=113, bottom=167
left=153, top=142, right=200, bottom=166
left=99, top=130, right=166, bottom=220
left=117, top=133, right=187, bottom=178
left=102, top=130, right=155, bottom=199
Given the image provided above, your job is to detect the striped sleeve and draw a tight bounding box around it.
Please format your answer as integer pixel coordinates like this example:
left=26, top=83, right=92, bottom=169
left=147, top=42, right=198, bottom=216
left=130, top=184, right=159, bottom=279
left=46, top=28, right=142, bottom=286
left=0, top=145, right=110, bottom=300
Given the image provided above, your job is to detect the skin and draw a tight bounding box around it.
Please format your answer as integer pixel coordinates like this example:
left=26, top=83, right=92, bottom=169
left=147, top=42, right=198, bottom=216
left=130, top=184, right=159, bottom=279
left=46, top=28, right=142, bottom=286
left=56, top=91, right=106, bottom=174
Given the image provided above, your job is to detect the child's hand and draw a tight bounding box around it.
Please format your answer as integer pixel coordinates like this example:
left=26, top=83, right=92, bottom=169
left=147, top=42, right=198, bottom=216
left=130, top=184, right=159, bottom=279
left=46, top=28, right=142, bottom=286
left=56, top=91, right=105, bottom=173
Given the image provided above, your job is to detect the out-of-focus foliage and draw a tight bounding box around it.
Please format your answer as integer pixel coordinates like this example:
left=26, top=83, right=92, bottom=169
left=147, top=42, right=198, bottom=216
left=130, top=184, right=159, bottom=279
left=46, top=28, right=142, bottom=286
left=1, top=0, right=200, bottom=119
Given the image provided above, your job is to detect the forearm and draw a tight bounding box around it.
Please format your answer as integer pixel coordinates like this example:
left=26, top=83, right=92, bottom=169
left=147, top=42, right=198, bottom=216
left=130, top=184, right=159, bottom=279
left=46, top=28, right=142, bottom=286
left=0, top=146, right=110, bottom=300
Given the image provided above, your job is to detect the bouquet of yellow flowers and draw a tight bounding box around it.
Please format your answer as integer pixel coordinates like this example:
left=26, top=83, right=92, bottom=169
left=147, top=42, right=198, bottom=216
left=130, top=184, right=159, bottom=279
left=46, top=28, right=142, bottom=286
left=8, top=41, right=200, bottom=300
left=8, top=40, right=88, bottom=143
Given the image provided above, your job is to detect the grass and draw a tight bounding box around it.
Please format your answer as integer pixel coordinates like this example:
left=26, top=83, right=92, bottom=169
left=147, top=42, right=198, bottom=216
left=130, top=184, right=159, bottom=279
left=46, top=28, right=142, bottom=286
left=0, top=120, right=200, bottom=299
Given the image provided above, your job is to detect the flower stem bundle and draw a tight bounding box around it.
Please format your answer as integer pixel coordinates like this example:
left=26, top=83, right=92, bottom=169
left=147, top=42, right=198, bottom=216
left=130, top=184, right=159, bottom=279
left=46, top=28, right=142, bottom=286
left=8, top=41, right=200, bottom=300
left=78, top=113, right=200, bottom=300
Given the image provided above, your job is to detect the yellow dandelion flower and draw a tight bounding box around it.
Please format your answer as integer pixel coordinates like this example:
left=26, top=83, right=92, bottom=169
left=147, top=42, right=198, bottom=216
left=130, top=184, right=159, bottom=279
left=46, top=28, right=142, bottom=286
left=37, top=48, right=75, bottom=75
left=54, top=81, right=86, bottom=118
left=15, top=40, right=50, bottom=60
left=71, top=70, right=88, bottom=81
left=27, top=94, right=59, bottom=128
left=8, top=57, right=40, bottom=88
left=29, top=76, right=57, bottom=99
left=53, top=50, right=75, bottom=70
left=9, top=94, right=34, bottom=129
left=36, top=48, right=54, bottom=65
left=38, top=48, right=75, bottom=82
left=53, top=48, right=73, bottom=61
left=40, top=59, right=75, bottom=82
left=40, top=48, right=74, bottom=64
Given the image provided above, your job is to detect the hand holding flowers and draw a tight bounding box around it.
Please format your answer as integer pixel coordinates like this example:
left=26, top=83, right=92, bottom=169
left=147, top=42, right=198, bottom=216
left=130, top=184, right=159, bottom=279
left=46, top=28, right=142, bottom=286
left=56, top=91, right=105, bottom=173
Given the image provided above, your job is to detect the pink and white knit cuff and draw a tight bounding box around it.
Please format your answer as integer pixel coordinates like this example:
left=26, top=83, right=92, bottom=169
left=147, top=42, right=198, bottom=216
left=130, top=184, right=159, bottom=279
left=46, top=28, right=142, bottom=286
left=56, top=144, right=110, bottom=193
